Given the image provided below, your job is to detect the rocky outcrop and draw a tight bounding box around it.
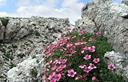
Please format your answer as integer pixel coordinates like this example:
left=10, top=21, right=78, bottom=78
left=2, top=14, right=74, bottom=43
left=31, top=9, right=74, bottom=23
left=76, top=0, right=128, bottom=80
left=75, top=16, right=96, bottom=33
left=77, top=0, right=128, bottom=54
left=104, top=51, right=128, bottom=81
left=0, top=16, right=71, bottom=81
left=7, top=53, right=44, bottom=82
left=122, top=0, right=128, bottom=6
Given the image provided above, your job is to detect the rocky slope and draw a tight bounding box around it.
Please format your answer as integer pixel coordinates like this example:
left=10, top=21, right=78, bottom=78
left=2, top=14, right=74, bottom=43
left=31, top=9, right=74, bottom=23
left=0, top=16, right=72, bottom=82
left=76, top=0, right=128, bottom=81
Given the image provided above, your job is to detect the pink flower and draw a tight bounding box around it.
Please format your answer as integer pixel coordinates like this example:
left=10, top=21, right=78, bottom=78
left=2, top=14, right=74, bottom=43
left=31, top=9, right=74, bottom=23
left=93, top=58, right=100, bottom=64
left=68, top=49, right=76, bottom=54
left=48, top=72, right=62, bottom=82
left=88, top=63, right=97, bottom=70
left=60, top=59, right=67, bottom=64
left=108, top=64, right=116, bottom=71
left=67, top=69, right=77, bottom=77
left=79, top=65, right=87, bottom=69
left=66, top=43, right=76, bottom=54
left=84, top=55, right=91, bottom=60
left=81, top=47, right=88, bottom=53
left=92, top=76, right=96, bottom=81
left=56, top=65, right=66, bottom=72
left=50, top=80, right=56, bottom=82
left=51, top=65, right=57, bottom=71
left=84, top=67, right=92, bottom=73
left=57, top=37, right=68, bottom=47
left=96, top=32, right=102, bottom=36
left=48, top=72, right=56, bottom=80
left=66, top=43, right=73, bottom=48
left=44, top=44, right=58, bottom=56
left=54, top=73, right=62, bottom=81
left=88, top=46, right=95, bottom=52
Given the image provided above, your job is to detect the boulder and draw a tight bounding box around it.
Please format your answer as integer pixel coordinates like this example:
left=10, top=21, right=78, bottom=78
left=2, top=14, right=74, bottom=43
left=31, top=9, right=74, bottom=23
left=76, top=0, right=128, bottom=80
left=0, top=17, right=71, bottom=81
left=122, top=0, right=128, bottom=5
left=104, top=51, right=128, bottom=81
left=76, top=0, right=128, bottom=55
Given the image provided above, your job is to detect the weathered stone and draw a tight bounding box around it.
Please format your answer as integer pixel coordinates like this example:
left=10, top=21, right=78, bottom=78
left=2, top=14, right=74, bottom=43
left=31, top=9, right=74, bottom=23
left=7, top=53, right=44, bottom=82
left=122, top=0, right=128, bottom=5
left=75, top=17, right=96, bottom=33
left=0, top=16, right=71, bottom=81
left=93, top=0, right=112, bottom=4
left=0, top=21, right=4, bottom=40
left=78, top=0, right=128, bottom=54
left=104, top=51, right=128, bottom=81
left=76, top=0, right=128, bottom=80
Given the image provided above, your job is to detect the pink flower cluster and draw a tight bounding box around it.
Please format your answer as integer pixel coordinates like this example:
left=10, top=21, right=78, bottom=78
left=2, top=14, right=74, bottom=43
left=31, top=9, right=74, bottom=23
left=81, top=53, right=100, bottom=75
left=81, top=46, right=95, bottom=53
left=47, top=59, right=67, bottom=82
left=44, top=31, right=116, bottom=82
left=66, top=43, right=76, bottom=54
left=48, top=72, right=62, bottom=82
left=44, top=37, right=70, bottom=57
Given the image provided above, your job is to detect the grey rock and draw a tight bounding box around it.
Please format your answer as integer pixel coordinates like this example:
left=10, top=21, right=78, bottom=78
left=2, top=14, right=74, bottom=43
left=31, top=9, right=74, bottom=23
left=76, top=0, right=128, bottom=80
left=0, top=16, right=71, bottom=81
left=104, top=51, right=128, bottom=81
left=0, top=21, right=4, bottom=40
left=7, top=53, right=44, bottom=82
left=93, top=0, right=112, bottom=4
left=122, top=0, right=128, bottom=5
left=75, top=17, right=96, bottom=33
left=78, top=0, right=128, bottom=55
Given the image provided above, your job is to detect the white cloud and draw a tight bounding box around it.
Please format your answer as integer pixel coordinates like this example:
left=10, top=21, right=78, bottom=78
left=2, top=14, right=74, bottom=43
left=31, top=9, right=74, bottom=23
left=0, top=0, right=85, bottom=24
left=0, top=12, right=8, bottom=16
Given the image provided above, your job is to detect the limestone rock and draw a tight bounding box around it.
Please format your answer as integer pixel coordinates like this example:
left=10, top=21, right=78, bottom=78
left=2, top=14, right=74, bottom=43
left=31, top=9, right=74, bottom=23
left=78, top=0, right=128, bottom=55
left=0, top=16, right=71, bottom=81
left=104, top=51, right=128, bottom=81
left=110, top=3, right=128, bottom=17
left=122, top=0, right=128, bottom=5
left=93, top=0, right=112, bottom=4
left=0, top=21, right=4, bottom=40
left=7, top=53, right=44, bottom=82
left=75, top=17, right=96, bottom=33
left=77, top=0, right=128, bottom=80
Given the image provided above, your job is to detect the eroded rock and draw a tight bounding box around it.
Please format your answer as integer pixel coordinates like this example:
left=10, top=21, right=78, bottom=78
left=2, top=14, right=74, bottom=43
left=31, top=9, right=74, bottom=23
left=76, top=0, right=128, bottom=80
left=0, top=16, right=71, bottom=81
left=104, top=51, right=128, bottom=81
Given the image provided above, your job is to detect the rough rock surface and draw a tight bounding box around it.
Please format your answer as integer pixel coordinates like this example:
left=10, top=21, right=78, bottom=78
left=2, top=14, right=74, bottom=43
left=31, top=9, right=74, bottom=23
left=78, top=0, right=128, bottom=54
left=75, top=16, right=96, bottom=33
left=104, top=51, right=128, bottom=81
left=122, top=0, right=128, bottom=5
left=76, top=0, right=128, bottom=80
left=0, top=16, right=71, bottom=81
left=7, top=53, right=44, bottom=82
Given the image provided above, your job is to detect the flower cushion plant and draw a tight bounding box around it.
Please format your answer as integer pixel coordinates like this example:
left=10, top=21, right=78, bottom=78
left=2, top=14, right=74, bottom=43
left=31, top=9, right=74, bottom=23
left=44, top=31, right=124, bottom=82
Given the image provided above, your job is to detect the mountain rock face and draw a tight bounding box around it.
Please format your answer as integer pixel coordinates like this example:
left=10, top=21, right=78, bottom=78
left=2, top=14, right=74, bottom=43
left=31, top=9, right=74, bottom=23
left=76, top=0, right=128, bottom=80
left=122, top=0, right=128, bottom=5
left=0, top=16, right=71, bottom=81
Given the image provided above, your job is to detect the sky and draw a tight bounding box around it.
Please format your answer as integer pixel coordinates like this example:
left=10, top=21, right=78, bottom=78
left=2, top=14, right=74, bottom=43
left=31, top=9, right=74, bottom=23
left=0, top=0, right=122, bottom=24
